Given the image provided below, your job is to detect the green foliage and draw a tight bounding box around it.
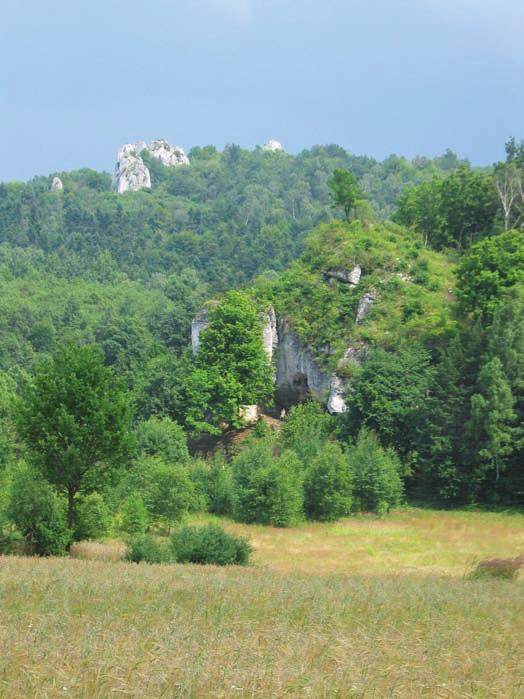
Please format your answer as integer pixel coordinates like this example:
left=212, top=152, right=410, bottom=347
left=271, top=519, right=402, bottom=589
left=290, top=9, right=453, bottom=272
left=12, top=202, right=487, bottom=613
left=394, top=165, right=499, bottom=250
left=120, top=493, right=149, bottom=535
left=328, top=168, right=362, bottom=221
left=16, top=343, right=135, bottom=529
left=456, top=230, right=524, bottom=322
left=7, top=463, right=71, bottom=555
left=303, top=443, right=353, bottom=521
left=171, top=524, right=251, bottom=566
left=469, top=358, right=516, bottom=483
left=342, top=345, right=433, bottom=460
left=232, top=440, right=304, bottom=527
left=348, top=430, right=403, bottom=515
left=74, top=492, right=112, bottom=541
left=142, top=457, right=196, bottom=528
left=124, top=534, right=173, bottom=564
left=185, top=291, right=273, bottom=434
left=281, top=402, right=336, bottom=466
left=0, top=371, right=17, bottom=470
left=270, top=220, right=455, bottom=362
left=189, top=455, right=235, bottom=516
left=136, top=416, right=189, bottom=464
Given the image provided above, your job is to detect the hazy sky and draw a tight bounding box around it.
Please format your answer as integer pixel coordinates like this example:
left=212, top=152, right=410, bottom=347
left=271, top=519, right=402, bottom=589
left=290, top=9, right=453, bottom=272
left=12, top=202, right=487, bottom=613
left=2, top=0, right=523, bottom=180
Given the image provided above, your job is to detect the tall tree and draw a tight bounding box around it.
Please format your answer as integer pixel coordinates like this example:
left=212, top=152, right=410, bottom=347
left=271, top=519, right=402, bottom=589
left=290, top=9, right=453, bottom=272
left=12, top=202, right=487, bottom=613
left=16, top=344, right=134, bottom=529
left=185, top=291, right=273, bottom=434
left=469, top=357, right=515, bottom=484
left=328, top=168, right=361, bottom=222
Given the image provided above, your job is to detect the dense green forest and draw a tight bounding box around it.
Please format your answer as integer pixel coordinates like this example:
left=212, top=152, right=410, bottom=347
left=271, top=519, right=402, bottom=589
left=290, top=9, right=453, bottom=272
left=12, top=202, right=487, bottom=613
left=1, top=140, right=523, bottom=557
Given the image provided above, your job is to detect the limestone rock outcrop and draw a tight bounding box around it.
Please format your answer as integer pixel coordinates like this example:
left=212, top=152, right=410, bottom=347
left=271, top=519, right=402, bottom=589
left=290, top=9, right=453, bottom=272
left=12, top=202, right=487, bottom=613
left=326, top=375, right=347, bottom=414
left=324, top=265, right=361, bottom=286
left=263, top=139, right=284, bottom=152
left=148, top=139, right=190, bottom=167
left=356, top=291, right=377, bottom=324
left=263, top=306, right=278, bottom=361
left=112, top=139, right=190, bottom=193
left=275, top=319, right=332, bottom=407
left=112, top=144, right=152, bottom=194
left=51, top=176, right=63, bottom=192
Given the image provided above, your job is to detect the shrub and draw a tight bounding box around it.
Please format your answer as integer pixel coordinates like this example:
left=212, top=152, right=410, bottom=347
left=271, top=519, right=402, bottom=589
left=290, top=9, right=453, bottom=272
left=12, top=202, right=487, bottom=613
left=120, top=493, right=149, bottom=535
left=136, top=416, right=189, bottom=464
left=304, top=443, right=353, bottom=521
left=124, top=534, right=173, bottom=564
left=7, top=464, right=71, bottom=556
left=143, top=457, right=196, bottom=529
left=0, top=525, right=25, bottom=555
left=282, top=402, right=336, bottom=467
left=232, top=441, right=304, bottom=527
left=74, top=492, right=112, bottom=541
left=348, top=429, right=403, bottom=515
left=171, top=524, right=251, bottom=566
left=189, top=455, right=235, bottom=516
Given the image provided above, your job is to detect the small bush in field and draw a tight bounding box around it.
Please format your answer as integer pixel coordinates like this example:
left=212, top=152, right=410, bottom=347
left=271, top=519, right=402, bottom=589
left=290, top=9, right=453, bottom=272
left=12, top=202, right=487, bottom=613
left=232, top=441, right=304, bottom=527
left=124, top=534, right=173, bottom=564
left=282, top=402, right=336, bottom=467
left=74, top=492, right=112, bottom=541
left=143, top=457, right=196, bottom=529
left=348, top=429, right=403, bottom=515
left=304, top=443, right=353, bottom=521
left=7, top=464, right=71, bottom=556
left=0, top=525, right=25, bottom=555
left=136, top=416, right=189, bottom=464
left=120, top=493, right=149, bottom=535
left=468, top=555, right=524, bottom=581
left=171, top=524, right=251, bottom=566
left=189, top=454, right=236, bottom=516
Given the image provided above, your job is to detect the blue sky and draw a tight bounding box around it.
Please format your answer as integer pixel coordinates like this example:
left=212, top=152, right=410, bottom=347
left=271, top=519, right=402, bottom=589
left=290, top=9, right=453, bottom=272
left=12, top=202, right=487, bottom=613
left=1, top=0, right=523, bottom=180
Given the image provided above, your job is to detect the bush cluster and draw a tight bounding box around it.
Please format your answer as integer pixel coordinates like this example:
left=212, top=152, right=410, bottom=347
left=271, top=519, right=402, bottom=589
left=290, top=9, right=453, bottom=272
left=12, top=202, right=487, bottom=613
left=222, top=404, right=403, bottom=527
left=172, top=524, right=251, bottom=566
left=125, top=524, right=251, bottom=566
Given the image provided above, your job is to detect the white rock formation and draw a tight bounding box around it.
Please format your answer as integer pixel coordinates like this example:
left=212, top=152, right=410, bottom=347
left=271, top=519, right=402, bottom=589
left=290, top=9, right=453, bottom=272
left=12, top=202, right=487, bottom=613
left=112, top=144, right=151, bottom=194
left=191, top=306, right=212, bottom=354
left=327, top=375, right=347, bottom=414
left=148, top=139, right=190, bottom=167
left=325, top=265, right=361, bottom=286
left=263, top=139, right=284, bottom=152
left=275, top=319, right=332, bottom=405
left=112, top=139, right=190, bottom=193
left=263, top=306, right=278, bottom=361
left=239, top=404, right=260, bottom=425
left=51, top=176, right=63, bottom=192
left=356, top=291, right=377, bottom=324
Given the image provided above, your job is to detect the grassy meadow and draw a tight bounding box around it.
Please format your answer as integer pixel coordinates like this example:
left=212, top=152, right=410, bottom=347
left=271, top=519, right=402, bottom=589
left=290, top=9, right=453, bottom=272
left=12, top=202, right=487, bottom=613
left=1, top=508, right=523, bottom=698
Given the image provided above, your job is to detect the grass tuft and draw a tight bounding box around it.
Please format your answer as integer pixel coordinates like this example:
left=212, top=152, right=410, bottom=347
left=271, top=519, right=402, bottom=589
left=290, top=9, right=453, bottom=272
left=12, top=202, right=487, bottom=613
left=468, top=554, right=524, bottom=581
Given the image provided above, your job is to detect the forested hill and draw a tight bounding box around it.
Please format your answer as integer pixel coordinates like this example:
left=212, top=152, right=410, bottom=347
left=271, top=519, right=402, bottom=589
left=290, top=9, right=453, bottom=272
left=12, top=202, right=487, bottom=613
left=2, top=139, right=523, bottom=508
left=0, top=145, right=466, bottom=290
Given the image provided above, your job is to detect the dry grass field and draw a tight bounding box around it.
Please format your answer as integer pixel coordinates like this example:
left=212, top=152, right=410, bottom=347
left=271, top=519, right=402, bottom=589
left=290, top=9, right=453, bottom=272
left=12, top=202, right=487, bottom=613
left=1, top=508, right=523, bottom=698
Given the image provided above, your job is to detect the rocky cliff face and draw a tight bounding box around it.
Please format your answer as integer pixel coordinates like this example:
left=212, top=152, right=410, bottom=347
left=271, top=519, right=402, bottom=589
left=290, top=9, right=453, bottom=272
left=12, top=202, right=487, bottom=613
left=148, top=139, right=190, bottom=167
left=112, top=144, right=152, bottom=194
left=275, top=319, right=332, bottom=407
left=112, top=139, right=189, bottom=193
left=262, top=306, right=278, bottom=361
